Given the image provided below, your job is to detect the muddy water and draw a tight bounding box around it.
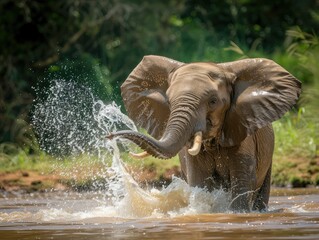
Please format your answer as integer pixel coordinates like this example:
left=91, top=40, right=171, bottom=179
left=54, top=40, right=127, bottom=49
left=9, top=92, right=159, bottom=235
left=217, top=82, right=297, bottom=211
left=0, top=188, right=318, bottom=240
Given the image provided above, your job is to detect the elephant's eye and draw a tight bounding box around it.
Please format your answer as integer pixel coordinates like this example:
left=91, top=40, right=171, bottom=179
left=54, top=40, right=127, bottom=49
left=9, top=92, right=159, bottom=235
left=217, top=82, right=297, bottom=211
left=209, top=97, right=218, bottom=107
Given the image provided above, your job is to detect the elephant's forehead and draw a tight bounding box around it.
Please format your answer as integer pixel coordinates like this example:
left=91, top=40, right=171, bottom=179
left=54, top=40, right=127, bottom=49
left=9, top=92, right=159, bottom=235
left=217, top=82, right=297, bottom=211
left=173, top=62, right=227, bottom=82
left=170, top=72, right=217, bottom=90
left=167, top=72, right=223, bottom=100
left=175, top=62, right=220, bottom=74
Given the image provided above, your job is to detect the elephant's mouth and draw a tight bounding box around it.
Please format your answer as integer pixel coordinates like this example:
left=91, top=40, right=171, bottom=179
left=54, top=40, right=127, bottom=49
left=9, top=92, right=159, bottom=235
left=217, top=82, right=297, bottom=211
left=187, top=123, right=220, bottom=156
left=186, top=118, right=220, bottom=154
left=204, top=117, right=221, bottom=140
left=188, top=134, right=217, bottom=152
left=202, top=137, right=218, bottom=148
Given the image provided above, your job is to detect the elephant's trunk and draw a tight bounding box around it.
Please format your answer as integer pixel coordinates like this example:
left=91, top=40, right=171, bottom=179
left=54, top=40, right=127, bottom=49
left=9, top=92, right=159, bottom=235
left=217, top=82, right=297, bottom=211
left=107, top=130, right=174, bottom=159
left=108, top=95, right=203, bottom=159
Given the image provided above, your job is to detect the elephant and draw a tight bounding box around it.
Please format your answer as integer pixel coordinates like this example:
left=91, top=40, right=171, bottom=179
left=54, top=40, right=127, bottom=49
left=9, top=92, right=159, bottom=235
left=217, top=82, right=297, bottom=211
left=108, top=55, right=301, bottom=212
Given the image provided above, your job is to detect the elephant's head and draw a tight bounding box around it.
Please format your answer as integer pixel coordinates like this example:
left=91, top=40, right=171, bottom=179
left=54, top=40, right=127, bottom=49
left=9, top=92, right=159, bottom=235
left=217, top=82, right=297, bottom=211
left=109, top=55, right=301, bottom=159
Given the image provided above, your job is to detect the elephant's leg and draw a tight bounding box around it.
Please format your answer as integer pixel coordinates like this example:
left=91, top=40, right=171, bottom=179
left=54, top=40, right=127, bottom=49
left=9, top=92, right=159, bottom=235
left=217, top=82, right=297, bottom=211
left=229, top=154, right=257, bottom=212
left=252, top=165, right=272, bottom=211
left=229, top=183, right=255, bottom=212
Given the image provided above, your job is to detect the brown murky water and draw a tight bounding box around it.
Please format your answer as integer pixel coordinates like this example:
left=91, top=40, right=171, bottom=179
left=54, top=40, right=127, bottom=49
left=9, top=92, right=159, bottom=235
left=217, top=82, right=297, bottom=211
left=0, top=188, right=318, bottom=240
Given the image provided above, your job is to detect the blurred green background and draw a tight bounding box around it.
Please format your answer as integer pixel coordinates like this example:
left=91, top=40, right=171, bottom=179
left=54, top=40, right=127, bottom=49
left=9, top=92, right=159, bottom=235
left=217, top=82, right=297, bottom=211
left=0, top=0, right=318, bottom=187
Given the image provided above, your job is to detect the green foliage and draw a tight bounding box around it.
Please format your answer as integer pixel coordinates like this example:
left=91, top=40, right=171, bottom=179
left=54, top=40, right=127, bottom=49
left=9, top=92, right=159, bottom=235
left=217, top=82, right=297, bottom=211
left=0, top=142, right=50, bottom=173
left=286, top=27, right=319, bottom=84
left=182, top=0, right=319, bottom=51
left=273, top=108, right=317, bottom=158
left=44, top=54, right=113, bottom=101
left=271, top=29, right=319, bottom=187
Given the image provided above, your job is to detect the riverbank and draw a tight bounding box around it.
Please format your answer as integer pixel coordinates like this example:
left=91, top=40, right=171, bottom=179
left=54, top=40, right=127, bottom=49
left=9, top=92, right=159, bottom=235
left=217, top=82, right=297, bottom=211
left=0, top=155, right=318, bottom=193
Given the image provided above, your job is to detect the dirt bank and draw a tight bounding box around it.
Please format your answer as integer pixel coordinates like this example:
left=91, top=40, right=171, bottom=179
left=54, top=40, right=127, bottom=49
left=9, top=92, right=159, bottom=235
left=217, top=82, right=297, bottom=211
left=0, top=156, right=318, bottom=193
left=0, top=166, right=181, bottom=193
left=0, top=171, right=67, bottom=193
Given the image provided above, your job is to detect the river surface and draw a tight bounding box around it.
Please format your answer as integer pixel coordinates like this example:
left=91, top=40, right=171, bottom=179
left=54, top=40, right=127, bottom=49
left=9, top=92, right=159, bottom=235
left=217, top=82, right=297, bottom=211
left=0, top=188, right=318, bottom=240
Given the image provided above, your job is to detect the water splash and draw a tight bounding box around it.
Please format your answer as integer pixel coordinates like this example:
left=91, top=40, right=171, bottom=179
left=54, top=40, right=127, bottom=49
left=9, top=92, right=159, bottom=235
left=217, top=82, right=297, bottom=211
left=19, top=79, right=232, bottom=221
left=32, top=79, right=135, bottom=156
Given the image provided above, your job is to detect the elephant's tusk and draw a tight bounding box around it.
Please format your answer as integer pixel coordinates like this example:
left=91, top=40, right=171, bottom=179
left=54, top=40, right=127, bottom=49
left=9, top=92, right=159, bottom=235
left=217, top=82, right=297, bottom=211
left=129, top=151, right=150, bottom=159
left=188, top=131, right=202, bottom=156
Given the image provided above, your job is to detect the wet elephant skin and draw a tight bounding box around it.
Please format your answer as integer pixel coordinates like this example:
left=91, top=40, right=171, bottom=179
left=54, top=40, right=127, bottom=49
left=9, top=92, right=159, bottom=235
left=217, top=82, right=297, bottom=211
left=109, top=55, right=301, bottom=212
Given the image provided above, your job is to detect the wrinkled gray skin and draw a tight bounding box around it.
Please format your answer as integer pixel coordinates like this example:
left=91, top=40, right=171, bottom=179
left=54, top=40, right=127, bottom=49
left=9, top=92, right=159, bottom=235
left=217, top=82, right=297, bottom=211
left=109, top=55, right=301, bottom=212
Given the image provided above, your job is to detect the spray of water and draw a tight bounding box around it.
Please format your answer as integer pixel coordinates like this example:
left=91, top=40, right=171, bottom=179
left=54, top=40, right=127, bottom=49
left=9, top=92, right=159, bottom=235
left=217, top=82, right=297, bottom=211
left=29, top=79, right=231, bottom=220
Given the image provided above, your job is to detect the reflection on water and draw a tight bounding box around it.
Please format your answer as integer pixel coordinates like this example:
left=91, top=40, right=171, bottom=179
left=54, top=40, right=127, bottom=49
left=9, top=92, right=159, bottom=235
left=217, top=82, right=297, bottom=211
left=0, top=189, right=319, bottom=240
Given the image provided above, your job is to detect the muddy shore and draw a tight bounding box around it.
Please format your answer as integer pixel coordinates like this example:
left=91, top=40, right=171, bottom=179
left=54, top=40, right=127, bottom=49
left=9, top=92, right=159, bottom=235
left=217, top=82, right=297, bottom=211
left=1, top=159, right=318, bottom=193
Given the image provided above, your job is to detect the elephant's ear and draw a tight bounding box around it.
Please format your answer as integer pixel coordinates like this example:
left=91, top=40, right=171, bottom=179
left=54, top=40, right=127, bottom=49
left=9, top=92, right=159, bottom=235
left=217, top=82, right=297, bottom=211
left=121, top=55, right=183, bottom=139
left=218, top=58, right=301, bottom=147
